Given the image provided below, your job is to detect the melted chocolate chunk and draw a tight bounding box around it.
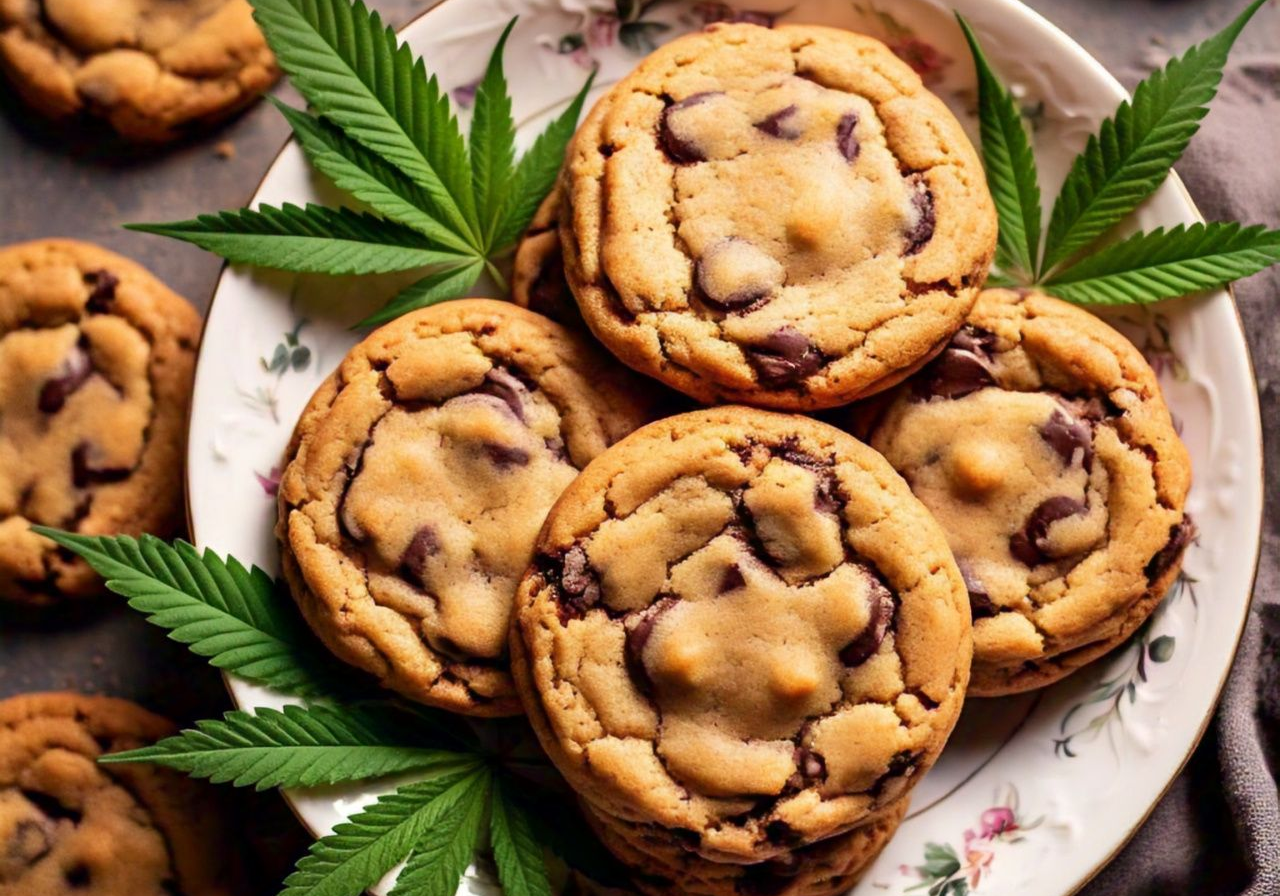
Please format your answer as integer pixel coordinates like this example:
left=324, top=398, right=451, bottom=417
left=839, top=577, right=895, bottom=666
left=1041, top=409, right=1094, bottom=471
left=70, top=444, right=130, bottom=490
left=915, top=347, right=996, bottom=400
left=84, top=269, right=118, bottom=313
left=754, top=104, right=801, bottom=139
left=554, top=545, right=602, bottom=621
left=746, top=328, right=823, bottom=387
left=624, top=599, right=675, bottom=694
left=958, top=561, right=998, bottom=619
left=38, top=336, right=93, bottom=413
left=400, top=525, right=440, bottom=587
left=950, top=326, right=997, bottom=356
left=904, top=174, right=936, bottom=255
left=718, top=563, right=746, bottom=594
left=695, top=257, right=774, bottom=313
left=1009, top=496, right=1088, bottom=567
left=1145, top=516, right=1197, bottom=582
left=474, top=367, right=527, bottom=421
left=787, top=745, right=826, bottom=790
left=65, top=864, right=91, bottom=887
left=659, top=92, right=720, bottom=164
left=484, top=444, right=531, bottom=467
left=835, top=111, right=860, bottom=162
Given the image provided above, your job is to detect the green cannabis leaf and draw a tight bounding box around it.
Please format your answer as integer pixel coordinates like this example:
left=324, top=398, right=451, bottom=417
left=1042, top=223, right=1280, bottom=305
left=1040, top=0, right=1267, bottom=275
left=48, top=525, right=625, bottom=896
left=101, top=704, right=473, bottom=790
left=961, top=0, right=1280, bottom=305
left=127, top=204, right=470, bottom=275
left=130, top=0, right=595, bottom=325
left=957, top=15, right=1041, bottom=281
left=34, top=529, right=344, bottom=698
left=281, top=768, right=487, bottom=896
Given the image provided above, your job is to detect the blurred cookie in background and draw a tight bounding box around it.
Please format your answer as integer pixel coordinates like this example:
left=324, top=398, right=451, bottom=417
left=0, top=239, right=199, bottom=608
left=0, top=0, right=279, bottom=142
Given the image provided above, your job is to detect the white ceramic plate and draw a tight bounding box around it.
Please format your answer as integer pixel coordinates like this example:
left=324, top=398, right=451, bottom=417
left=186, top=1, right=1264, bottom=893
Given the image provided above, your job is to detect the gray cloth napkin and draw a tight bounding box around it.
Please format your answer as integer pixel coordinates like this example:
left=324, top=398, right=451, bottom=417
left=1080, top=55, right=1280, bottom=896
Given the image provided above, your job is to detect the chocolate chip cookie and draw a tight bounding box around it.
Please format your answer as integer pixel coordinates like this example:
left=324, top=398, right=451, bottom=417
left=0, top=0, right=278, bottom=141
left=511, top=407, right=970, bottom=861
left=277, top=299, right=657, bottom=716
left=585, top=797, right=908, bottom=896
left=512, top=190, right=580, bottom=328
left=0, top=692, right=242, bottom=895
left=0, top=240, right=200, bottom=608
left=855, top=288, right=1193, bottom=695
left=560, top=23, right=996, bottom=410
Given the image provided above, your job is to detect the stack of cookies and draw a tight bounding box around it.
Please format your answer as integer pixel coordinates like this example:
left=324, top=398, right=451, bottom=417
left=271, top=20, right=1194, bottom=896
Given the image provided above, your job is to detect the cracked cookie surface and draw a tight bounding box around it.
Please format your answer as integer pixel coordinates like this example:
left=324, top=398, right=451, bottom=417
left=855, top=289, right=1193, bottom=695
left=0, top=239, right=199, bottom=607
left=511, top=408, right=969, bottom=861
left=0, top=692, right=242, bottom=896
left=585, top=797, right=907, bottom=896
left=560, top=23, right=996, bottom=410
left=0, top=0, right=278, bottom=141
left=277, top=299, right=656, bottom=716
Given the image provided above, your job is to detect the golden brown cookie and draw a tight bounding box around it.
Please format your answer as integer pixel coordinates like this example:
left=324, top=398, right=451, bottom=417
left=585, top=797, right=908, bottom=896
left=0, top=239, right=200, bottom=608
left=560, top=23, right=996, bottom=410
left=0, top=692, right=243, bottom=895
left=277, top=299, right=657, bottom=716
left=0, top=0, right=279, bottom=141
left=852, top=289, right=1193, bottom=695
left=511, top=407, right=970, bottom=862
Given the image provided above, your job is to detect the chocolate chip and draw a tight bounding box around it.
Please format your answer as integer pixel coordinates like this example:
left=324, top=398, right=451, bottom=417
left=38, top=336, right=93, bottom=414
left=718, top=564, right=746, bottom=594
left=484, top=444, right=531, bottom=467
left=543, top=436, right=568, bottom=463
left=754, top=104, right=801, bottom=139
left=1009, top=496, right=1088, bottom=567
left=1145, top=516, right=1197, bottom=582
left=745, top=328, right=823, bottom=387
left=915, top=347, right=995, bottom=400
left=904, top=174, right=935, bottom=255
left=69, top=445, right=130, bottom=490
left=886, top=749, right=916, bottom=777
left=839, top=577, right=895, bottom=666
left=790, top=745, right=826, bottom=784
left=399, top=526, right=440, bottom=587
left=950, top=326, right=997, bottom=356
left=84, top=270, right=118, bottom=313
left=1041, top=409, right=1094, bottom=471
left=958, top=562, right=998, bottom=619
left=836, top=112, right=860, bottom=161
left=694, top=238, right=782, bottom=313
left=555, top=545, right=601, bottom=621
left=624, top=599, right=675, bottom=694
left=475, top=367, right=527, bottom=421
left=659, top=92, right=720, bottom=164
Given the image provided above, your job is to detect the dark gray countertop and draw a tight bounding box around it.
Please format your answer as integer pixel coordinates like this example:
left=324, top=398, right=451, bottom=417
left=2, top=0, right=1275, bottom=891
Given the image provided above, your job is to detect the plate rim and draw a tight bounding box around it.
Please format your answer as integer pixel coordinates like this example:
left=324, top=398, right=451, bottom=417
left=180, top=0, right=1266, bottom=891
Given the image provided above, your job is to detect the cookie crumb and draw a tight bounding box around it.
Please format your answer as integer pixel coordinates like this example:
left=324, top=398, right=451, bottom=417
left=214, top=141, right=236, bottom=160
